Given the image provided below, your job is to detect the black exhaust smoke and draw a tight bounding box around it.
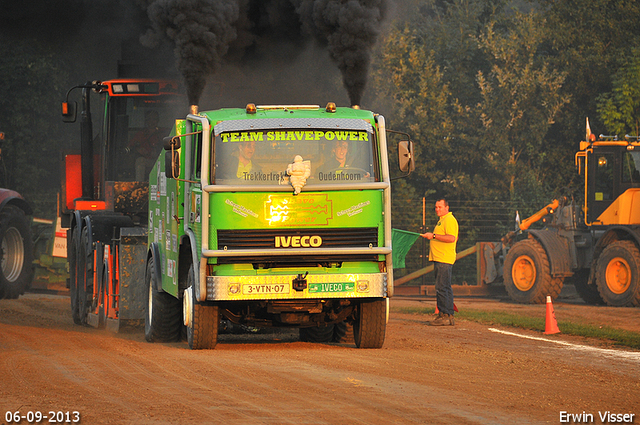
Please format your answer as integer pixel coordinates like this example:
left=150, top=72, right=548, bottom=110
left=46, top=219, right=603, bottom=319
left=140, top=0, right=387, bottom=107
left=140, top=0, right=240, bottom=106
left=0, top=0, right=387, bottom=109
left=292, top=0, right=388, bottom=106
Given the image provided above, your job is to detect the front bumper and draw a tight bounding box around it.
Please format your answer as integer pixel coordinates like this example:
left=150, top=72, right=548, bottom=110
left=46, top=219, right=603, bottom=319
left=206, top=272, right=388, bottom=301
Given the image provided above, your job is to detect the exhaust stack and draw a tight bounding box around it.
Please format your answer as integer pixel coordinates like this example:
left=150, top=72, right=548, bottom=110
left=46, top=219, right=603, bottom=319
left=351, top=105, right=361, bottom=110
left=190, top=104, right=199, bottom=115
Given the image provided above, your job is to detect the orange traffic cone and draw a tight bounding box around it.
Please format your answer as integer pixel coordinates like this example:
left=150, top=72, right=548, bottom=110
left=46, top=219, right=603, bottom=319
left=435, top=303, right=458, bottom=314
left=544, top=295, right=560, bottom=335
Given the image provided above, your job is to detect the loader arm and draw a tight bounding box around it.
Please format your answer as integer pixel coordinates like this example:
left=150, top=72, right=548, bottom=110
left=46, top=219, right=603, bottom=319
left=519, top=199, right=560, bottom=230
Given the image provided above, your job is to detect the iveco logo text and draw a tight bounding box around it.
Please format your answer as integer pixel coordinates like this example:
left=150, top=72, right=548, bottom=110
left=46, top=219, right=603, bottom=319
left=275, top=236, right=322, bottom=248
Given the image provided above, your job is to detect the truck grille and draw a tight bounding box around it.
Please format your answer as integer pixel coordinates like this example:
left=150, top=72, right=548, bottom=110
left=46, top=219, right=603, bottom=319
left=217, top=227, right=378, bottom=250
left=215, top=228, right=380, bottom=267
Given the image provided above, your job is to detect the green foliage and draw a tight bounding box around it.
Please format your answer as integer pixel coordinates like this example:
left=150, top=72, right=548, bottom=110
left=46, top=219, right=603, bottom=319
left=597, top=47, right=640, bottom=136
left=374, top=24, right=453, bottom=178
left=0, top=36, right=71, bottom=217
left=539, top=0, right=640, bottom=137
left=373, top=1, right=571, bottom=260
left=475, top=13, right=569, bottom=195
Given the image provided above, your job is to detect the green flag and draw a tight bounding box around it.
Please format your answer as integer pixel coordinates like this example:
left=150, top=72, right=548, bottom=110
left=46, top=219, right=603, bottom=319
left=392, top=228, right=421, bottom=269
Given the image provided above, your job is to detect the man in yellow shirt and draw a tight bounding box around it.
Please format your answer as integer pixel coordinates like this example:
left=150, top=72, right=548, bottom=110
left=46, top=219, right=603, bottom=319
left=421, top=198, right=458, bottom=326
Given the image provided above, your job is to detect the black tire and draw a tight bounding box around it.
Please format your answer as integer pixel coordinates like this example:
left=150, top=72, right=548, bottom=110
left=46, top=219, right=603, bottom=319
left=77, top=227, right=93, bottom=325
left=68, top=226, right=81, bottom=325
left=0, top=206, right=34, bottom=299
left=354, top=299, right=386, bottom=349
left=333, top=321, right=355, bottom=344
left=145, top=257, right=182, bottom=342
left=595, top=241, right=640, bottom=307
left=299, top=325, right=335, bottom=343
left=571, top=269, right=605, bottom=305
left=186, top=265, right=219, bottom=349
left=503, top=239, right=563, bottom=304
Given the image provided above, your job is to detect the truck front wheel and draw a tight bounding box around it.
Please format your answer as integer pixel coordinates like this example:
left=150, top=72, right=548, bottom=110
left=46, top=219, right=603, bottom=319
left=503, top=239, right=563, bottom=304
left=145, top=257, right=182, bottom=342
left=185, top=265, right=219, bottom=349
left=595, top=241, right=640, bottom=307
left=0, top=206, right=34, bottom=299
left=354, top=299, right=386, bottom=349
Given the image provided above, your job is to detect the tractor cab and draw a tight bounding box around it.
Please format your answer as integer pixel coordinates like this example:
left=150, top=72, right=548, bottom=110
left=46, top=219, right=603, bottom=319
left=61, top=79, right=184, bottom=224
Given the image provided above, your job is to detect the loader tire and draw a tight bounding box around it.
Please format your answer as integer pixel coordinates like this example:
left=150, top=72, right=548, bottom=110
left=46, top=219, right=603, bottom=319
left=571, top=269, right=604, bottom=305
left=299, top=325, right=335, bottom=343
left=145, top=257, right=182, bottom=342
left=186, top=265, right=219, bottom=349
left=503, top=239, right=563, bottom=304
left=354, top=299, right=386, bottom=349
left=595, top=241, right=640, bottom=307
left=0, top=206, right=34, bottom=299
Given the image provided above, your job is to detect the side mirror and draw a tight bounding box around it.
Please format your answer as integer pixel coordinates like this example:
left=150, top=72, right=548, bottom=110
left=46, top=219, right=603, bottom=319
left=163, top=135, right=181, bottom=150
left=62, top=102, right=77, bottom=123
left=165, top=150, right=180, bottom=179
left=398, top=141, right=415, bottom=173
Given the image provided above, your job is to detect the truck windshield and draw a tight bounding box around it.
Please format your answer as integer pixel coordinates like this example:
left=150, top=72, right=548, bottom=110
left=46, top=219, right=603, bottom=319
left=213, top=128, right=376, bottom=185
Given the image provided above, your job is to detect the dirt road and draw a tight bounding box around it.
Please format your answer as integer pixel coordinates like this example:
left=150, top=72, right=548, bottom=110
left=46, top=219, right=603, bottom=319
left=1, top=293, right=639, bottom=425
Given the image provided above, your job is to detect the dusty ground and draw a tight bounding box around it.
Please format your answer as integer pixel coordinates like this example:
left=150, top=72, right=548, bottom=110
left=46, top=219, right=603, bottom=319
left=0, top=289, right=638, bottom=425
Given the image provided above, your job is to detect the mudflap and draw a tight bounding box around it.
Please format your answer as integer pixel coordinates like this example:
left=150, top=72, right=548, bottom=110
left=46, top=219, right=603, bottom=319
left=106, top=227, right=147, bottom=332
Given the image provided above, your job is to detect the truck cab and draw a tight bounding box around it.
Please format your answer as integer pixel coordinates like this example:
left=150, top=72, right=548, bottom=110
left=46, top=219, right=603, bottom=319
left=147, top=103, right=414, bottom=349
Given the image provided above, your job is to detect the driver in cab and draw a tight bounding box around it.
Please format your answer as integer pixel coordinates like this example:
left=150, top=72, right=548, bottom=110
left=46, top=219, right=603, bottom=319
left=218, top=140, right=262, bottom=180
left=318, top=140, right=370, bottom=180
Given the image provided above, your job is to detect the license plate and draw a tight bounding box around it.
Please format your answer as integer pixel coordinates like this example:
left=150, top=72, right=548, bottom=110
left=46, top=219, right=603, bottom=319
left=308, top=282, right=355, bottom=293
left=242, top=283, right=290, bottom=295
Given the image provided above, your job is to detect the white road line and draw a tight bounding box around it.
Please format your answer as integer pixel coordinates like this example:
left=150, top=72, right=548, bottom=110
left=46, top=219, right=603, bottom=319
left=488, top=328, right=640, bottom=361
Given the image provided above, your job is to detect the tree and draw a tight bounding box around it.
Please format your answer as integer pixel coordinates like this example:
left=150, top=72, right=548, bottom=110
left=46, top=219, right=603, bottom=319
left=538, top=0, right=640, bottom=138
left=0, top=37, right=70, bottom=216
left=372, top=0, right=572, bottom=269
left=597, top=47, right=640, bottom=136
left=474, top=13, right=569, bottom=195
left=373, top=23, right=453, bottom=185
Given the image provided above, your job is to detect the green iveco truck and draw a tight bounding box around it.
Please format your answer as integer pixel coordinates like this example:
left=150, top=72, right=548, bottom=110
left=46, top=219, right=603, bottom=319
left=146, top=103, right=414, bottom=349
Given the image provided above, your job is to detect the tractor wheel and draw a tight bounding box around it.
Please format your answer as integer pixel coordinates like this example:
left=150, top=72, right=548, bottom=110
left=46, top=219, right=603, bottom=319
left=503, top=239, right=563, bottom=304
left=299, top=325, right=335, bottom=343
left=571, top=269, right=605, bottom=305
left=353, top=299, right=386, bottom=349
left=145, top=257, right=182, bottom=342
left=0, top=206, right=34, bottom=299
left=185, top=264, right=219, bottom=349
left=595, top=241, right=640, bottom=307
left=77, top=227, right=93, bottom=325
left=68, top=226, right=81, bottom=324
